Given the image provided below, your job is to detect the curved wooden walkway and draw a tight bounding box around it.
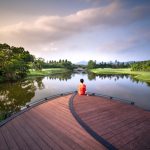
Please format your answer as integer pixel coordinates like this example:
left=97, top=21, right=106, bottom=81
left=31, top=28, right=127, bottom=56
left=0, top=93, right=150, bottom=150
left=73, top=94, right=150, bottom=150
left=0, top=94, right=106, bottom=150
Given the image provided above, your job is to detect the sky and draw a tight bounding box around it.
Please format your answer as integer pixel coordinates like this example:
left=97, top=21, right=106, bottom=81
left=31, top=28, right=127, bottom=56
left=0, top=0, right=150, bottom=63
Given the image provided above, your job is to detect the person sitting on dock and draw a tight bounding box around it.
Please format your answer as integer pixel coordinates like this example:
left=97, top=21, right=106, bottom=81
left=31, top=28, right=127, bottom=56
left=78, top=79, right=87, bottom=95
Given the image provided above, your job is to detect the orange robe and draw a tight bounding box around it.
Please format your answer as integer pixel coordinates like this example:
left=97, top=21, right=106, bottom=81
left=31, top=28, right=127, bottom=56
left=78, top=83, right=86, bottom=95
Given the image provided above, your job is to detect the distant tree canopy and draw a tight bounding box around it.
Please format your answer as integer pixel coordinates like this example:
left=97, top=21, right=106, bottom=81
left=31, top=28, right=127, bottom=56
left=87, top=60, right=150, bottom=71
left=131, top=60, right=150, bottom=71
left=87, top=60, right=131, bottom=69
left=97, top=60, right=131, bottom=68
left=0, top=43, right=34, bottom=81
left=1, top=43, right=149, bottom=82
left=32, top=58, right=45, bottom=71
left=42, top=59, right=74, bottom=70
left=87, top=60, right=96, bottom=69
left=0, top=43, right=74, bottom=82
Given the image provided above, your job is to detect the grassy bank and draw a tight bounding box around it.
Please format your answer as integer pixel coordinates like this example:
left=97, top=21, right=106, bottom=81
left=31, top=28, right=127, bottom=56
left=28, top=68, right=71, bottom=76
left=90, top=68, right=150, bottom=83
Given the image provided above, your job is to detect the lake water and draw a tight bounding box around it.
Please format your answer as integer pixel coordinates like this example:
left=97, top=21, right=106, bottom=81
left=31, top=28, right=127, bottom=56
left=0, top=72, right=150, bottom=120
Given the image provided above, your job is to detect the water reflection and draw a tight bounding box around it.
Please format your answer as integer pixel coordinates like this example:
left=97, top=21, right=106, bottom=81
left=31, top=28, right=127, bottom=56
left=130, top=76, right=140, bottom=84
left=146, top=82, right=150, bottom=87
left=129, top=75, right=150, bottom=86
left=0, top=72, right=72, bottom=121
left=48, top=72, right=72, bottom=81
left=0, top=80, right=36, bottom=121
left=87, top=72, right=96, bottom=80
left=87, top=73, right=130, bottom=82
left=0, top=72, right=150, bottom=121
left=34, top=77, right=45, bottom=90
left=87, top=73, right=150, bottom=86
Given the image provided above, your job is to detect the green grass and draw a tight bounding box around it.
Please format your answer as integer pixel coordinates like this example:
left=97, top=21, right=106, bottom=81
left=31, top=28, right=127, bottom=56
left=90, top=68, right=150, bottom=83
left=28, top=68, right=70, bottom=76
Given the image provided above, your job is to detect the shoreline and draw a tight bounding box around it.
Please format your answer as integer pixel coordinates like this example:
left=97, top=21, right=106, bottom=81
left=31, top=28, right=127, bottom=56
left=28, top=68, right=71, bottom=76
left=0, top=68, right=71, bottom=83
left=90, top=68, right=150, bottom=83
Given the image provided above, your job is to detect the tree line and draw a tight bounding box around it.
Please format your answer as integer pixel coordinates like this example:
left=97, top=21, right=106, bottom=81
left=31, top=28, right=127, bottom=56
left=87, top=60, right=131, bottom=69
left=0, top=43, right=74, bottom=82
left=0, top=43, right=34, bottom=81
left=131, top=60, right=150, bottom=71
left=87, top=60, right=150, bottom=71
left=42, top=59, right=74, bottom=70
left=1, top=43, right=149, bottom=82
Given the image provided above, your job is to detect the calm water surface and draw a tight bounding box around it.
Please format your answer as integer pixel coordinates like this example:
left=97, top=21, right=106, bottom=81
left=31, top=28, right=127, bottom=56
left=0, top=72, right=150, bottom=120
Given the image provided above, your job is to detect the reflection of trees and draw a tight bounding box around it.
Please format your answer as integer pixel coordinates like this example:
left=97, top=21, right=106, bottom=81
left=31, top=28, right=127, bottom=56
left=129, top=75, right=150, bottom=86
left=0, top=80, right=36, bottom=121
left=130, top=75, right=140, bottom=84
left=0, top=73, right=72, bottom=121
left=146, top=82, right=150, bottom=87
left=34, top=76, right=45, bottom=89
left=87, top=73, right=96, bottom=81
left=87, top=73, right=129, bottom=81
left=48, top=72, right=72, bottom=81
left=87, top=73, right=150, bottom=86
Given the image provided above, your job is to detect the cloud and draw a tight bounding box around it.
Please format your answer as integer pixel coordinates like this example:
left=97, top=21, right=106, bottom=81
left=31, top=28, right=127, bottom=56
left=96, top=39, right=139, bottom=53
left=0, top=1, right=149, bottom=50
left=96, top=27, right=150, bottom=54
left=80, top=0, right=112, bottom=4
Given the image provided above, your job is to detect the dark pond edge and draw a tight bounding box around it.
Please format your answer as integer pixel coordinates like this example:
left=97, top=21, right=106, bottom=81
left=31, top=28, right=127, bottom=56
left=69, top=92, right=118, bottom=150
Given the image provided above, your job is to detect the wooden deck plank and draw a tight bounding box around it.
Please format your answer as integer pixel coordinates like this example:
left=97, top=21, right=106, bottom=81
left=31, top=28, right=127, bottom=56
left=6, top=123, right=30, bottom=150
left=38, top=102, right=105, bottom=149
left=26, top=97, right=86, bottom=150
left=11, top=118, right=41, bottom=150
left=33, top=102, right=105, bottom=150
left=73, top=94, right=150, bottom=150
left=0, top=94, right=106, bottom=150
left=15, top=116, right=52, bottom=150
left=0, top=130, right=9, bottom=150
left=84, top=108, right=139, bottom=127
left=31, top=109, right=85, bottom=150
left=103, top=116, right=146, bottom=138
left=91, top=113, right=144, bottom=135
left=83, top=104, right=139, bottom=122
left=23, top=111, right=70, bottom=150
left=1, top=126, right=20, bottom=150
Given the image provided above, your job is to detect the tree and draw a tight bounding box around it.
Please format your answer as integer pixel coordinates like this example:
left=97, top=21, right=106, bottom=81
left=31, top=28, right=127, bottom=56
left=87, top=60, right=96, bottom=69
left=62, top=61, right=73, bottom=70
left=131, top=60, right=150, bottom=71
left=59, top=59, right=62, bottom=63
left=0, top=43, right=35, bottom=81
left=33, top=58, right=45, bottom=70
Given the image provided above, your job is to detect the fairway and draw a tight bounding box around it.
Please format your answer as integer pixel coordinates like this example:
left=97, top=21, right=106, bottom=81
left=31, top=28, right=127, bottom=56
left=90, top=68, right=150, bottom=83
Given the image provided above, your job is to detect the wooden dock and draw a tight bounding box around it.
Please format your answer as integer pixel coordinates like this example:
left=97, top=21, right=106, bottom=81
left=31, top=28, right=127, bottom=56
left=0, top=93, right=150, bottom=150
left=73, top=95, right=150, bottom=150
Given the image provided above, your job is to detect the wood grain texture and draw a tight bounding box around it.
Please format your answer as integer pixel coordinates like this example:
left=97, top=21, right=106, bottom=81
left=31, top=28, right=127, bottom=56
left=74, top=95, right=150, bottom=150
left=0, top=94, right=105, bottom=150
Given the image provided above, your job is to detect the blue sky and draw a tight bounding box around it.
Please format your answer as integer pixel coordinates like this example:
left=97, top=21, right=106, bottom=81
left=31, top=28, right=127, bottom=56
left=0, top=0, right=150, bottom=63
